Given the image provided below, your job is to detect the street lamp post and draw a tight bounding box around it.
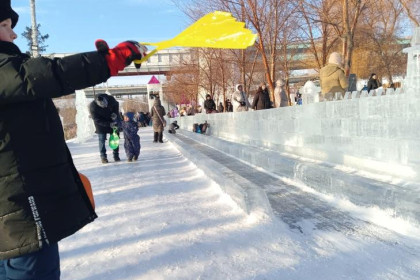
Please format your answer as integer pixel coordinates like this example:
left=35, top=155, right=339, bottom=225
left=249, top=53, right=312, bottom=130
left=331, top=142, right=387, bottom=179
left=30, top=0, right=39, bottom=57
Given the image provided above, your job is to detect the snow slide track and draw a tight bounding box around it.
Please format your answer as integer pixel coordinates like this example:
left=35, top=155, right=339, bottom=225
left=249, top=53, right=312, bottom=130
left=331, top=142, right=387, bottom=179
left=167, top=131, right=414, bottom=244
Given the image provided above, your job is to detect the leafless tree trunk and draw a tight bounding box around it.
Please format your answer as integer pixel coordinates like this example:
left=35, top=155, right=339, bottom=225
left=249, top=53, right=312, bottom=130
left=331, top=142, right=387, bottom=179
left=342, top=0, right=365, bottom=76
left=298, top=0, right=341, bottom=69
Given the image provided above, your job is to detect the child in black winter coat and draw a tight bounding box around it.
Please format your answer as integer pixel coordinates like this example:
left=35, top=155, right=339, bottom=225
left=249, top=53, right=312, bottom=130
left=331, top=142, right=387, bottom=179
left=0, top=1, right=147, bottom=278
left=121, top=112, right=141, bottom=161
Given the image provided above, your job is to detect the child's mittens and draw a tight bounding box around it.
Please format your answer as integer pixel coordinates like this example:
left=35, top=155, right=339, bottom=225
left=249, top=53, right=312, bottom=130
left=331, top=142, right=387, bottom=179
left=95, top=39, right=148, bottom=76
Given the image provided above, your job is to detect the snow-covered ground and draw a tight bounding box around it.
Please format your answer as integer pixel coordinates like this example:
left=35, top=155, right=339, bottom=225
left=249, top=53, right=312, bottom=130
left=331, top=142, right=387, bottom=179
left=61, top=127, right=420, bottom=280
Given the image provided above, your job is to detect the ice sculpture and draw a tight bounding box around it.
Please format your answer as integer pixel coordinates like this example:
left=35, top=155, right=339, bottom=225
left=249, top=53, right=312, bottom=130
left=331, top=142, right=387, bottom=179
left=402, top=27, right=420, bottom=95
left=75, top=90, right=95, bottom=143
left=301, top=81, right=320, bottom=104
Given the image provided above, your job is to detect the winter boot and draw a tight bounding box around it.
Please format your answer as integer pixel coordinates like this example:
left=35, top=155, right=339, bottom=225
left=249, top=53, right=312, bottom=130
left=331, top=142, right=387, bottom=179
left=127, top=158, right=133, bottom=162
left=158, top=132, right=163, bottom=143
left=101, top=158, right=108, bottom=164
left=153, top=132, right=159, bottom=143
left=114, top=155, right=121, bottom=162
left=133, top=156, right=138, bottom=161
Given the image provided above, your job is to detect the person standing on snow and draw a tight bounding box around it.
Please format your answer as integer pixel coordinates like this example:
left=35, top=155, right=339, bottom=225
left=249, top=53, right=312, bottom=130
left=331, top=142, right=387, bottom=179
left=225, top=99, right=233, bottom=112
left=204, top=94, right=217, bottom=113
left=89, top=93, right=121, bottom=163
left=251, top=83, right=271, bottom=110
left=233, top=84, right=250, bottom=112
left=367, top=73, right=382, bottom=93
left=0, top=1, right=147, bottom=278
left=273, top=79, right=289, bottom=108
left=121, top=112, right=141, bottom=162
left=217, top=101, right=224, bottom=113
left=319, top=52, right=348, bottom=101
left=151, top=97, right=166, bottom=143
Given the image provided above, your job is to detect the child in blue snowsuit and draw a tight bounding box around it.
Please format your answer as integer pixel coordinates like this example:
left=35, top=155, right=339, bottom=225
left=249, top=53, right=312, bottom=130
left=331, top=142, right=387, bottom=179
left=121, top=112, right=141, bottom=162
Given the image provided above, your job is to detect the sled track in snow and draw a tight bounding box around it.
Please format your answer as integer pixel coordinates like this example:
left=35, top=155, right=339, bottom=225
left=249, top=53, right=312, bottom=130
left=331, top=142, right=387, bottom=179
left=168, top=132, right=416, bottom=249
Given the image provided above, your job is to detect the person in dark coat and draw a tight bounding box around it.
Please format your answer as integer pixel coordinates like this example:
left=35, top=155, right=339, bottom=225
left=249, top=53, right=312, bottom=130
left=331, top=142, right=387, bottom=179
left=0, top=1, right=147, bottom=278
left=89, top=94, right=121, bottom=163
left=168, top=120, right=180, bottom=134
left=367, top=73, right=382, bottom=92
left=121, top=112, right=141, bottom=162
left=218, top=101, right=225, bottom=113
left=145, top=112, right=151, bottom=126
left=251, top=83, right=271, bottom=110
left=138, top=112, right=146, bottom=127
left=204, top=94, right=217, bottom=113
left=226, top=99, right=233, bottom=112
left=151, top=97, right=166, bottom=143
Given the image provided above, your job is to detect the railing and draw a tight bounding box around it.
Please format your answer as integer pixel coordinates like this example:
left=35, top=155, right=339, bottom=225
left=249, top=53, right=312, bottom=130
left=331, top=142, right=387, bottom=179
left=302, top=87, right=407, bottom=104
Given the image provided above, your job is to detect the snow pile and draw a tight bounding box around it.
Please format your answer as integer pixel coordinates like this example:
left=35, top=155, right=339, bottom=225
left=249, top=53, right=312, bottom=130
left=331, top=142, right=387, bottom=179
left=60, top=128, right=420, bottom=280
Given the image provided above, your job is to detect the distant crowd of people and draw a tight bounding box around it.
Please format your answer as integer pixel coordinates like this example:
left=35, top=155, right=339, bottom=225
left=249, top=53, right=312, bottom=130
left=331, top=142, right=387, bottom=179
left=164, top=51, right=393, bottom=117
left=166, top=79, right=292, bottom=117
left=320, top=52, right=393, bottom=100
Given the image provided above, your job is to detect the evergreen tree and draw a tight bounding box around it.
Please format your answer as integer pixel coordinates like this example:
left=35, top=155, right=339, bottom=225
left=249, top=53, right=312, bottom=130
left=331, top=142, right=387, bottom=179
left=21, top=24, right=49, bottom=55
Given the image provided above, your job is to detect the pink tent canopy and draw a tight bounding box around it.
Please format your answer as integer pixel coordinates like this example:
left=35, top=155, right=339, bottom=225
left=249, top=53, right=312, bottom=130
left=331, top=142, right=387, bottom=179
left=148, top=76, right=160, bottom=84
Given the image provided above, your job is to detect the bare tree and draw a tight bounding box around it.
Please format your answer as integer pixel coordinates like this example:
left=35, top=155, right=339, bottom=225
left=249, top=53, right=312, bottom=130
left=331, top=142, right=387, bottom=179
left=299, top=0, right=368, bottom=76
left=122, top=99, right=149, bottom=114
left=341, top=0, right=368, bottom=76
left=172, top=0, right=272, bottom=100
left=399, top=0, right=420, bottom=27
left=165, top=52, right=200, bottom=106
left=298, top=0, right=339, bottom=69
left=357, top=0, right=407, bottom=82
left=242, top=0, right=297, bottom=101
left=172, top=0, right=412, bottom=97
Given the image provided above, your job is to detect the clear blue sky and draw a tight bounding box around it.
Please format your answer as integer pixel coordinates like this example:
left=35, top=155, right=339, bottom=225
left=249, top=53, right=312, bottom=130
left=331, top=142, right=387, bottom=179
left=12, top=0, right=189, bottom=54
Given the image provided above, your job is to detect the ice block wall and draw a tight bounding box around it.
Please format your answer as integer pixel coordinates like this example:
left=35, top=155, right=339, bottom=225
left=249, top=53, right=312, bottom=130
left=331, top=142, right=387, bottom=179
left=174, top=91, right=420, bottom=182
left=174, top=27, right=420, bottom=182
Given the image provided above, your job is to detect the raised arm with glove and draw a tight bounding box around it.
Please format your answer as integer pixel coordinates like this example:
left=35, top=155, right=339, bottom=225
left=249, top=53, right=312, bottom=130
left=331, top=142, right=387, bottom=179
left=95, top=39, right=148, bottom=76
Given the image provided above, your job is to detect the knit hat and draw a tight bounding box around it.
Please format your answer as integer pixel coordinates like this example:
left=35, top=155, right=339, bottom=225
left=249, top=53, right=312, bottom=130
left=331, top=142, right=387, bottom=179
left=153, top=96, right=161, bottom=106
left=328, top=52, right=343, bottom=66
left=124, top=112, right=135, bottom=121
left=95, top=95, right=108, bottom=108
left=276, top=79, right=285, bottom=87
left=0, top=0, right=19, bottom=28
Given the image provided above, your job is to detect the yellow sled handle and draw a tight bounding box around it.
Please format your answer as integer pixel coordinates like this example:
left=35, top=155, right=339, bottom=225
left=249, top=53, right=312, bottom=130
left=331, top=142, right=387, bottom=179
left=133, top=11, right=257, bottom=65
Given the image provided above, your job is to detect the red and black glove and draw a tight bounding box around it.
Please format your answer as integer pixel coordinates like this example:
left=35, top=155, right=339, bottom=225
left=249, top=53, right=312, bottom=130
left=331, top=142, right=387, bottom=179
left=95, top=39, right=148, bottom=76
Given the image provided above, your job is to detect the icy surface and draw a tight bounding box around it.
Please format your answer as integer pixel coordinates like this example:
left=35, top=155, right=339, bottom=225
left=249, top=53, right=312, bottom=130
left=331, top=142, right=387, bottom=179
left=60, top=127, right=420, bottom=280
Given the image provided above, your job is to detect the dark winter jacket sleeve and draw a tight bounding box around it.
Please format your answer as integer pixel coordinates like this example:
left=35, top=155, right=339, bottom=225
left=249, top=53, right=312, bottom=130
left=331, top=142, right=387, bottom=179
left=367, top=80, right=374, bottom=92
left=0, top=42, right=110, bottom=105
